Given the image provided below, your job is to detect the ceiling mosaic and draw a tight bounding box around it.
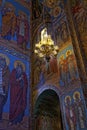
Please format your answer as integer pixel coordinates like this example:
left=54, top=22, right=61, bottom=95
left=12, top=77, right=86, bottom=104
left=32, top=0, right=65, bottom=21
left=43, top=0, right=64, bottom=18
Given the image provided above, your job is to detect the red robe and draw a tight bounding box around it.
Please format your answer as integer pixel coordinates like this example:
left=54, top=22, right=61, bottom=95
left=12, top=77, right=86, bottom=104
left=49, top=58, right=58, bottom=73
left=9, top=69, right=28, bottom=121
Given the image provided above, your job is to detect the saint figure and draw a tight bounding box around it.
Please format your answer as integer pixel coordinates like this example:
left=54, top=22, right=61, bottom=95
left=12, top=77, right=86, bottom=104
left=16, top=12, right=29, bottom=49
left=9, top=61, right=28, bottom=125
left=65, top=96, right=76, bottom=130
left=73, top=91, right=87, bottom=129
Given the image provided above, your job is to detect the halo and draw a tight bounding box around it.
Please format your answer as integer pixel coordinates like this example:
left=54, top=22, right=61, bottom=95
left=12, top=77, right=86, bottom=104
left=65, top=96, right=71, bottom=103
left=66, top=50, right=72, bottom=57
left=14, top=60, right=26, bottom=71
left=4, top=2, right=15, bottom=11
left=45, top=0, right=58, bottom=8
left=53, top=6, right=61, bottom=17
left=0, top=53, right=10, bottom=65
left=18, top=11, right=27, bottom=19
left=73, top=91, right=80, bottom=100
left=59, top=55, right=64, bottom=62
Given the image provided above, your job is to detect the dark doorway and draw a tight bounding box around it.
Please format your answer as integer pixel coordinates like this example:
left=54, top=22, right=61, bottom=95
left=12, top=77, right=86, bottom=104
left=34, top=89, right=63, bottom=130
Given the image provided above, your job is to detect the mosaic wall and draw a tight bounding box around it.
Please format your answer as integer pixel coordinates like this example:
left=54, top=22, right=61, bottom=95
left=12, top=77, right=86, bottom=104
left=33, top=0, right=67, bottom=88
left=57, top=44, right=79, bottom=88
left=0, top=0, right=30, bottom=50
left=70, top=0, right=87, bottom=69
left=1, top=0, right=86, bottom=130
left=0, top=0, right=30, bottom=130
left=33, top=0, right=87, bottom=130
left=62, top=88, right=87, bottom=130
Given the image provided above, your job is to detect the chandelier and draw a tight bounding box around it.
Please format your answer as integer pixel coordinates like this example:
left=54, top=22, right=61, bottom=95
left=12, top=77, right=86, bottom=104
left=34, top=28, right=59, bottom=62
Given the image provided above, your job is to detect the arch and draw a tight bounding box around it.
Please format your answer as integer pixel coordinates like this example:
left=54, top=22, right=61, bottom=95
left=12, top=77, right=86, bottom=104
left=33, top=86, right=63, bottom=130
left=33, top=85, right=61, bottom=107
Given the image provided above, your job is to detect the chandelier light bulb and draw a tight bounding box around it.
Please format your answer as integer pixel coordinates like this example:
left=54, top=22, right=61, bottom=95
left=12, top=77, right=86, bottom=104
left=34, top=50, right=38, bottom=54
left=39, top=53, right=44, bottom=58
left=53, top=50, right=57, bottom=55
left=54, top=45, right=59, bottom=50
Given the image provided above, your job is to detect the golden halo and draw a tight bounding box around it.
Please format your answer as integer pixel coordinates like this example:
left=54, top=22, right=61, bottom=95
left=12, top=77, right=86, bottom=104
left=53, top=6, right=61, bottom=17
left=73, top=91, right=80, bottom=100
left=65, top=96, right=71, bottom=103
left=66, top=50, right=72, bottom=57
left=0, top=53, right=10, bottom=65
left=14, top=60, right=26, bottom=71
left=59, top=55, right=64, bottom=62
left=18, top=11, right=27, bottom=19
left=45, top=0, right=58, bottom=8
left=4, top=2, right=15, bottom=11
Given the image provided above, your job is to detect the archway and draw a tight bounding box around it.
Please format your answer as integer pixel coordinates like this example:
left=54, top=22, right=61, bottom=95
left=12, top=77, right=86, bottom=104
left=34, top=89, right=63, bottom=130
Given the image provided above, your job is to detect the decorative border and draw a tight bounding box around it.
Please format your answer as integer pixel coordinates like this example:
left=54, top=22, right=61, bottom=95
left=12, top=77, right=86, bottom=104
left=15, top=0, right=31, bottom=10
left=0, top=44, right=29, bottom=61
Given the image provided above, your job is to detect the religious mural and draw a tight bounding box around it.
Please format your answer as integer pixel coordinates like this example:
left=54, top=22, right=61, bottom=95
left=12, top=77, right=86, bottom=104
left=1, top=3, right=16, bottom=39
left=9, top=60, right=28, bottom=125
left=43, top=0, right=63, bottom=18
left=54, top=18, right=70, bottom=48
left=57, top=44, right=79, bottom=87
left=63, top=89, right=87, bottom=130
left=0, top=0, right=30, bottom=51
left=0, top=50, right=30, bottom=130
left=0, top=53, right=10, bottom=121
left=33, top=0, right=72, bottom=89
left=0, top=0, right=30, bottom=130
left=16, top=11, right=29, bottom=49
left=32, top=0, right=63, bottom=20
left=70, top=0, right=87, bottom=60
left=0, top=0, right=86, bottom=130
left=64, top=95, right=76, bottom=130
left=33, top=0, right=87, bottom=130
left=33, top=56, right=58, bottom=88
left=32, top=0, right=65, bottom=34
left=33, top=1, right=64, bottom=88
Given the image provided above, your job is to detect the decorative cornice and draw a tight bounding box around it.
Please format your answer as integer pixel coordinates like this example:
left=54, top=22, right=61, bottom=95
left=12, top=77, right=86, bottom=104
left=0, top=39, right=30, bottom=61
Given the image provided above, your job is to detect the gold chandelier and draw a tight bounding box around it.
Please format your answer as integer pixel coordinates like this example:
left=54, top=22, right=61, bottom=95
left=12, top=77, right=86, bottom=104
left=34, top=28, right=59, bottom=61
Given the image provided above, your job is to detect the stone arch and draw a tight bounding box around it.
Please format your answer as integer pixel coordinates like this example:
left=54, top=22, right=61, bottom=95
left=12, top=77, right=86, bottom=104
left=33, top=85, right=61, bottom=107
left=33, top=85, right=63, bottom=130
